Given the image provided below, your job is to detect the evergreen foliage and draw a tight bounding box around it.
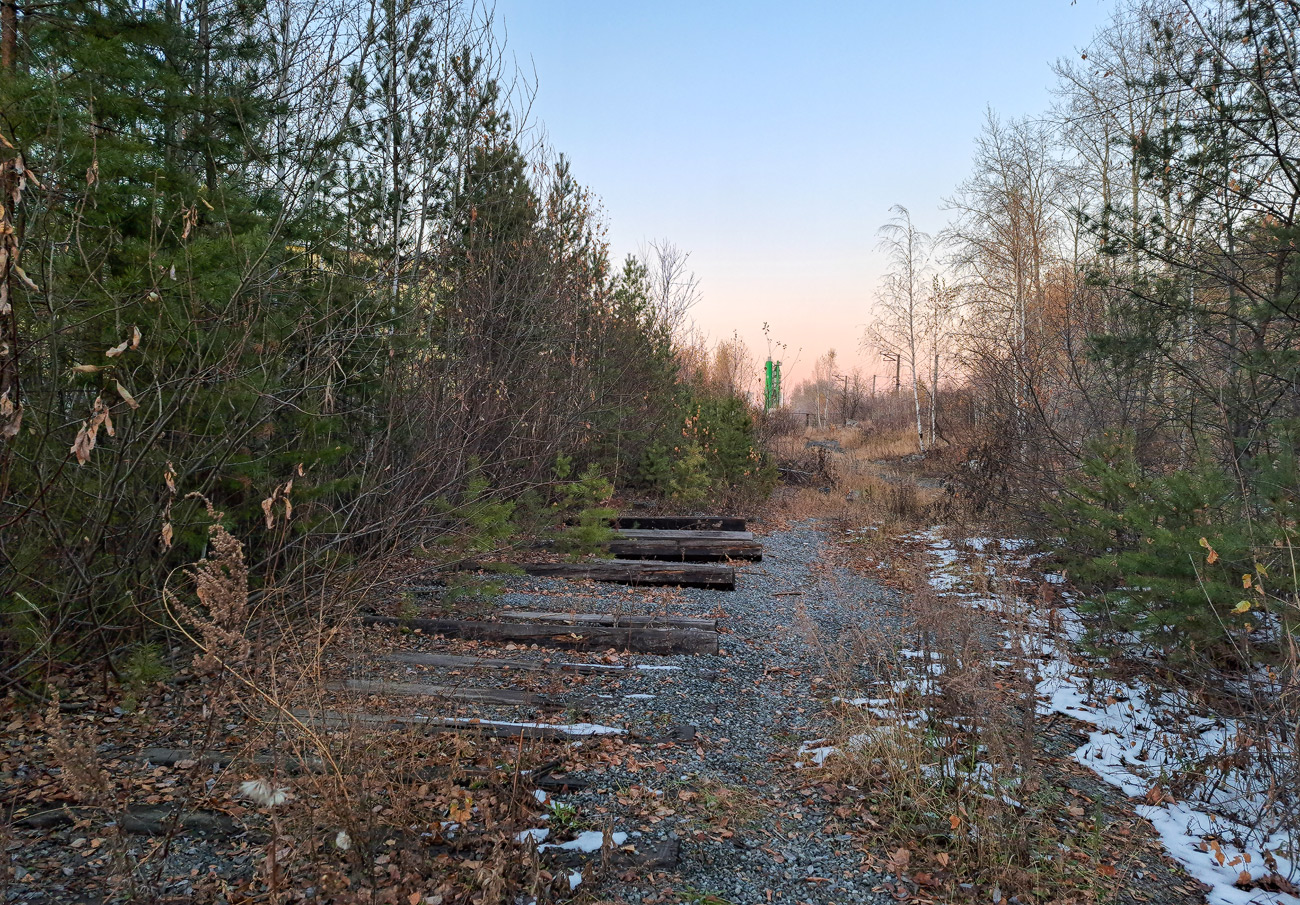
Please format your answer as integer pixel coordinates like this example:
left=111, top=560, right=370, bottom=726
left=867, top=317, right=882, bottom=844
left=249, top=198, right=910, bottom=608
left=0, top=0, right=772, bottom=685
left=638, top=394, right=777, bottom=503
left=1051, top=435, right=1255, bottom=653
left=551, top=455, right=617, bottom=557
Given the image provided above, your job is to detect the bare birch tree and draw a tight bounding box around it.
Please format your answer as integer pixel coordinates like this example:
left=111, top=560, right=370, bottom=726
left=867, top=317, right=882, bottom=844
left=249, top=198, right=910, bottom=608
left=872, top=205, right=932, bottom=452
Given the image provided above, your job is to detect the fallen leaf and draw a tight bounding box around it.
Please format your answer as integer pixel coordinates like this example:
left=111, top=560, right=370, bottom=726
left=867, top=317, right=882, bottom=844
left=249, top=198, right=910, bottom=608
left=885, top=846, right=911, bottom=874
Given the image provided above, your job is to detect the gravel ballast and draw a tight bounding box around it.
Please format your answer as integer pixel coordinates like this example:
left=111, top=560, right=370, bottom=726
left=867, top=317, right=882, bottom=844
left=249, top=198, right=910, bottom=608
left=423, top=522, right=909, bottom=904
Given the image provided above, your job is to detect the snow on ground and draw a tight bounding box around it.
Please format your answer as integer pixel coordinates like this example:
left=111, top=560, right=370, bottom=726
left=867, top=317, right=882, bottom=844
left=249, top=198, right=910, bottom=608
left=537, top=830, right=628, bottom=853
left=914, top=528, right=1299, bottom=905
left=435, top=717, right=625, bottom=736
left=794, top=738, right=837, bottom=768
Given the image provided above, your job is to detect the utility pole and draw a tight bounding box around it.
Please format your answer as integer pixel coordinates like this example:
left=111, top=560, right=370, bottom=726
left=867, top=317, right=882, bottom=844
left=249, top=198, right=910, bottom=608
left=880, top=351, right=901, bottom=394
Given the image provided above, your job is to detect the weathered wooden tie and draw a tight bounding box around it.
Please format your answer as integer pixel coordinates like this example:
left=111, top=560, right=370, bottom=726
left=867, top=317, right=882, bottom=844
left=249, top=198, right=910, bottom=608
left=297, top=710, right=696, bottom=744
left=381, top=651, right=710, bottom=678
left=16, top=803, right=238, bottom=835
left=498, top=609, right=717, bottom=630
left=513, top=558, right=736, bottom=590
left=331, top=678, right=547, bottom=706
left=361, top=614, right=719, bottom=654
left=608, top=528, right=762, bottom=562
left=547, top=836, right=681, bottom=872
left=298, top=709, right=605, bottom=740
left=134, top=747, right=588, bottom=792
left=618, top=529, right=754, bottom=541
left=612, top=515, right=747, bottom=531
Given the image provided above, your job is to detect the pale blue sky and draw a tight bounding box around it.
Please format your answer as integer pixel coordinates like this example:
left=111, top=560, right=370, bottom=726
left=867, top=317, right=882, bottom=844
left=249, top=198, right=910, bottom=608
left=496, top=0, right=1113, bottom=383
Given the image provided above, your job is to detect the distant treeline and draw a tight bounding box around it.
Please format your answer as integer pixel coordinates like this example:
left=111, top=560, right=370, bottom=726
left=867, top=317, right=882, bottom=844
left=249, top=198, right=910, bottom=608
left=871, top=0, right=1300, bottom=655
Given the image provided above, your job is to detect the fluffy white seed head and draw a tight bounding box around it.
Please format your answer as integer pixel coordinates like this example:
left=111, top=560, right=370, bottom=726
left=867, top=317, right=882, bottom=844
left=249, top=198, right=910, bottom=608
left=238, top=778, right=289, bottom=808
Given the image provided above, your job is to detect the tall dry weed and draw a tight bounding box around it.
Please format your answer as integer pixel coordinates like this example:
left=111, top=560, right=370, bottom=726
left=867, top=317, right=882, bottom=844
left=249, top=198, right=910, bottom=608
left=822, top=569, right=1063, bottom=897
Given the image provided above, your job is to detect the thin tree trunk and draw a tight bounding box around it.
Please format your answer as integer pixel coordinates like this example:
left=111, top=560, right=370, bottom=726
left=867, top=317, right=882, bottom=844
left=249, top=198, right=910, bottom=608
left=1, top=0, right=15, bottom=71
left=910, top=329, right=924, bottom=453
left=930, top=345, right=939, bottom=447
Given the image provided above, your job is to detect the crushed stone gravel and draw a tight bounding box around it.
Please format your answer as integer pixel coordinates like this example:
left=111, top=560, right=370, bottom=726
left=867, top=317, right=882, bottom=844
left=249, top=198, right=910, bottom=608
left=414, top=521, right=910, bottom=905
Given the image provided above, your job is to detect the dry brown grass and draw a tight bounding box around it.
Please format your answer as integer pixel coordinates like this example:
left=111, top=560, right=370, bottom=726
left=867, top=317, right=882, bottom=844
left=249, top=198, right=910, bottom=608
left=25, top=512, right=590, bottom=905
left=792, top=542, right=1138, bottom=904
left=766, top=426, right=951, bottom=552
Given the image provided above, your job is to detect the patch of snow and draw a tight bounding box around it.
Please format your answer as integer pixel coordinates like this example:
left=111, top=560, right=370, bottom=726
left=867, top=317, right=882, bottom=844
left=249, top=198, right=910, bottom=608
left=909, top=525, right=1300, bottom=905
left=517, top=828, right=549, bottom=845
left=537, top=830, right=628, bottom=853
left=795, top=738, right=837, bottom=768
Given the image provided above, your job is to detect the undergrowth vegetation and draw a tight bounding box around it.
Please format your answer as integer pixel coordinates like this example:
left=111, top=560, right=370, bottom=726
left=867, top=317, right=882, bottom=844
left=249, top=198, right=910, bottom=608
left=0, top=0, right=777, bottom=699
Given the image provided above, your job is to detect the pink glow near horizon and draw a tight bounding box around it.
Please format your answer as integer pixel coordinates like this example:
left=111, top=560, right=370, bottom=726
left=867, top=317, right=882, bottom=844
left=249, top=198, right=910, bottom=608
left=496, top=0, right=1114, bottom=391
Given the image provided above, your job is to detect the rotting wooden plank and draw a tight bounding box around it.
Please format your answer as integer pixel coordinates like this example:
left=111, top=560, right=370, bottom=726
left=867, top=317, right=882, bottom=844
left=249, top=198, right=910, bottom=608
left=297, top=710, right=623, bottom=741
left=16, top=803, right=238, bottom=836
left=332, top=678, right=544, bottom=706
left=616, top=529, right=755, bottom=541
left=612, top=515, right=747, bottom=532
left=498, top=610, right=718, bottom=630
left=511, top=559, right=736, bottom=590
left=397, top=764, right=589, bottom=793
left=297, top=710, right=696, bottom=744
left=607, top=534, right=762, bottom=563
left=381, top=651, right=710, bottom=678
left=135, top=747, right=324, bottom=773
left=132, top=747, right=588, bottom=793
left=360, top=615, right=720, bottom=655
